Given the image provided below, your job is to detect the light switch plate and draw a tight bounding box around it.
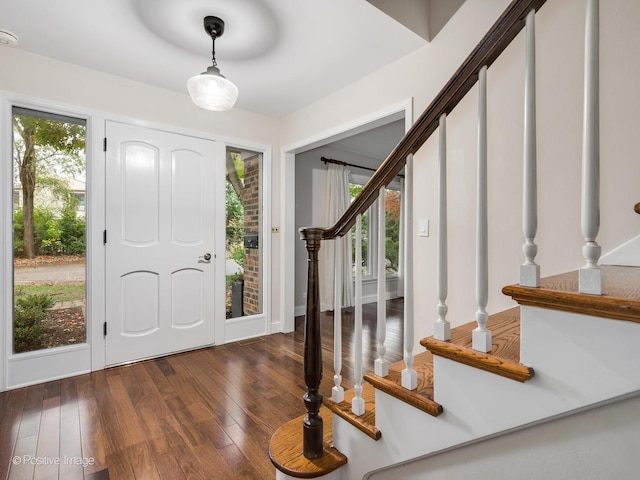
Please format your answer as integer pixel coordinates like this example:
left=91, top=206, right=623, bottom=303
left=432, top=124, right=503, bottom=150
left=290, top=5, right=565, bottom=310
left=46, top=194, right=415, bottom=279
left=419, top=218, right=429, bottom=237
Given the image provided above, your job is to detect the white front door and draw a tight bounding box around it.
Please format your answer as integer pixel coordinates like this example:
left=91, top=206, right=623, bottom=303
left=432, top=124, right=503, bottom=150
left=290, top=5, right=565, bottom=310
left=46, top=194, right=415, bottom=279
left=105, top=121, right=222, bottom=365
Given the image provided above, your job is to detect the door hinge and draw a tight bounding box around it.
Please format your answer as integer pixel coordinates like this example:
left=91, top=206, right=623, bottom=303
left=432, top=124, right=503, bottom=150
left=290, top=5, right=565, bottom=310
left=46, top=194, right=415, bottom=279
left=103, top=322, right=107, bottom=336
left=103, top=230, right=107, bottom=245
left=103, top=137, right=107, bottom=152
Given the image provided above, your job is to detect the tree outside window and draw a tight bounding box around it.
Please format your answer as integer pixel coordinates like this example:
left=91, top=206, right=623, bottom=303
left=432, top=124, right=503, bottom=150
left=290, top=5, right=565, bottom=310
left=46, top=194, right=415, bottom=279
left=384, top=189, right=401, bottom=273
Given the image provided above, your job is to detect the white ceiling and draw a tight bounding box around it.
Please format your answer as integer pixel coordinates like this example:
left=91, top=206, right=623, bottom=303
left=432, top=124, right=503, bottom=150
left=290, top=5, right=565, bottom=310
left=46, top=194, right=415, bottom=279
left=330, top=119, right=405, bottom=162
left=0, top=0, right=428, bottom=117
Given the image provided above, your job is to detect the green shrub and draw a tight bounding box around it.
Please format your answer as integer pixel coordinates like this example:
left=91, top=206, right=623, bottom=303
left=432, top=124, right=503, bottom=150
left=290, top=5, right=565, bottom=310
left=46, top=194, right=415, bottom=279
left=226, top=182, right=244, bottom=244
left=226, top=272, right=244, bottom=289
left=13, top=293, right=55, bottom=353
left=16, top=293, right=55, bottom=310
left=33, top=207, right=60, bottom=255
left=229, top=243, right=245, bottom=269
left=13, top=202, right=85, bottom=257
left=58, top=197, right=85, bottom=255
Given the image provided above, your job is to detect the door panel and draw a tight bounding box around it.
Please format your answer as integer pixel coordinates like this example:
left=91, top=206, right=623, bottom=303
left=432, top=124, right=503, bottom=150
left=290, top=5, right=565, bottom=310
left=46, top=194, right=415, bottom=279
left=106, top=121, right=219, bottom=365
left=121, top=271, right=159, bottom=335
left=122, top=142, right=159, bottom=246
left=171, top=268, right=204, bottom=328
left=172, top=152, right=204, bottom=245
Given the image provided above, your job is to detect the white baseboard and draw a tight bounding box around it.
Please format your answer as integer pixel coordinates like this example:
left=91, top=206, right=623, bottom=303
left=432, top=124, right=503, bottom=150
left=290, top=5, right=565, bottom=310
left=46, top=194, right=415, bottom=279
left=295, top=291, right=400, bottom=318
left=224, top=314, right=268, bottom=343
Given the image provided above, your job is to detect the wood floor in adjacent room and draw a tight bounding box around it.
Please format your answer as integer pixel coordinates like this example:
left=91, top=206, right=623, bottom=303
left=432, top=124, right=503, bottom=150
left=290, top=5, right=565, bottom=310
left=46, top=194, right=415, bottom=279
left=0, top=299, right=404, bottom=480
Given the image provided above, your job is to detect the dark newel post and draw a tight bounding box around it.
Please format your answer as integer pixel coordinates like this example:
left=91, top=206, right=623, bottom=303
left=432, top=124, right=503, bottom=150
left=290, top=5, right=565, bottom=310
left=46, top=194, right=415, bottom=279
left=300, top=227, right=324, bottom=459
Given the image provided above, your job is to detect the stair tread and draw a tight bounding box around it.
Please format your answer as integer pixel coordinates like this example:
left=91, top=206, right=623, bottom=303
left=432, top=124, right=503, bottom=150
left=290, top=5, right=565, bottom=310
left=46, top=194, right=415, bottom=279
left=364, top=351, right=443, bottom=417
left=422, top=307, right=534, bottom=383
left=323, top=382, right=380, bottom=440
left=503, top=265, right=640, bottom=324
left=325, top=353, right=442, bottom=442
left=269, top=406, right=347, bottom=478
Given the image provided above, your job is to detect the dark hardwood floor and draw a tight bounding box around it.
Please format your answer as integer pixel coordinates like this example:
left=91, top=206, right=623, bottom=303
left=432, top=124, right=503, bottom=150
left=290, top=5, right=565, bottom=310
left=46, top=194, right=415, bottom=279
left=0, top=299, right=404, bottom=480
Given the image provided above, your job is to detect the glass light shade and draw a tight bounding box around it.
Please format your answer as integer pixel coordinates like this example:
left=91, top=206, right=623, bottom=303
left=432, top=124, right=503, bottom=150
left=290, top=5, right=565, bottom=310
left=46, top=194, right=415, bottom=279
left=187, top=66, right=239, bottom=111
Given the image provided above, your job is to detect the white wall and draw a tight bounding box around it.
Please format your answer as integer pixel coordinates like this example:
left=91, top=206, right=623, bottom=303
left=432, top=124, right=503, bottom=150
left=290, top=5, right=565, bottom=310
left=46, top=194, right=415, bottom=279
left=0, top=48, right=279, bottom=143
left=282, top=0, right=640, bottom=346
left=294, top=147, right=327, bottom=311
left=281, top=0, right=509, bottom=146
left=367, top=393, right=640, bottom=480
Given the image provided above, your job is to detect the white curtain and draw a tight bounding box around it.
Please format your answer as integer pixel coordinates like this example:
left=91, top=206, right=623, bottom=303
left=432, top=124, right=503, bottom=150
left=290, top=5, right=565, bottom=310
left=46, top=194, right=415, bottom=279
left=320, top=164, right=354, bottom=311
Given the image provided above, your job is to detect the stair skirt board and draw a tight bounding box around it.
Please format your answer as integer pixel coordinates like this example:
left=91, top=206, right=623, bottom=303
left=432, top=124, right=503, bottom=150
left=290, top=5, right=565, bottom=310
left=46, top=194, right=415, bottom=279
left=362, top=391, right=640, bottom=480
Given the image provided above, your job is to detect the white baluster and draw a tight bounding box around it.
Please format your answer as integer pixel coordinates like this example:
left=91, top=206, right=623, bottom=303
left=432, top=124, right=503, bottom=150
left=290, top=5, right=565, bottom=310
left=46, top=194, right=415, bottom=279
left=375, top=187, right=389, bottom=377
left=352, top=214, right=365, bottom=415
left=434, top=114, right=450, bottom=341
left=521, top=9, right=540, bottom=288
left=579, top=0, right=602, bottom=295
left=332, top=239, right=344, bottom=403
left=472, top=66, right=492, bottom=353
left=402, top=154, right=417, bottom=390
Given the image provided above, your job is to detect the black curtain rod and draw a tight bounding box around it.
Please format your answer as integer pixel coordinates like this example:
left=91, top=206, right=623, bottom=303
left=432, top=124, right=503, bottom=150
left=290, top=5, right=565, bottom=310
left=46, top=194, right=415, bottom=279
left=321, top=156, right=404, bottom=178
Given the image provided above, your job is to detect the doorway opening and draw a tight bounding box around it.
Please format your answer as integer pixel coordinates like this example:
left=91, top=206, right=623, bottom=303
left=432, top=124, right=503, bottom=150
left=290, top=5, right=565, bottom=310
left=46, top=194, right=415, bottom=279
left=282, top=99, right=412, bottom=331
left=293, top=119, right=407, bottom=317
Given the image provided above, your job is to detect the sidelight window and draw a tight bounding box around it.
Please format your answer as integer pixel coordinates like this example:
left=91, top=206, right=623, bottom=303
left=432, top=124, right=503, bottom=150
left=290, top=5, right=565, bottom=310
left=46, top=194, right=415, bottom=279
left=225, top=149, right=263, bottom=319
left=12, top=107, right=87, bottom=354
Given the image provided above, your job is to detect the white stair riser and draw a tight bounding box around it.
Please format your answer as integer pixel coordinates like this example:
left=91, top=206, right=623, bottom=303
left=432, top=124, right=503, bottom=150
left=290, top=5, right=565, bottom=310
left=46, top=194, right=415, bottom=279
left=520, top=306, right=640, bottom=407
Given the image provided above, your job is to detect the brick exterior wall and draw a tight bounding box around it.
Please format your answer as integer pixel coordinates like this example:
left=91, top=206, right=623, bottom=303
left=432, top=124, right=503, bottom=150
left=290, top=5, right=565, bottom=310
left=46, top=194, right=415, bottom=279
left=242, top=155, right=261, bottom=315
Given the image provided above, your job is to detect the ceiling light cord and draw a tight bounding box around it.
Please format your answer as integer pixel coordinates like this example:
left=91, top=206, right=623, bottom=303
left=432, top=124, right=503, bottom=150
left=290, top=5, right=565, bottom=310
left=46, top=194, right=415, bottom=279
left=210, top=32, right=218, bottom=68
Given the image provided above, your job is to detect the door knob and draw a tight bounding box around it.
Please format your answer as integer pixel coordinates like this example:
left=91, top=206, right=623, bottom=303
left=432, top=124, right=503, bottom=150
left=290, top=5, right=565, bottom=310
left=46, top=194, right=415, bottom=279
left=201, top=253, right=212, bottom=261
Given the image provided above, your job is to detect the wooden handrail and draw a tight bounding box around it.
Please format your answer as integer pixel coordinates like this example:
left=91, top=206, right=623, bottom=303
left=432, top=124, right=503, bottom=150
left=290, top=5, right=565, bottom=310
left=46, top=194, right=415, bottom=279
left=319, top=0, right=548, bottom=240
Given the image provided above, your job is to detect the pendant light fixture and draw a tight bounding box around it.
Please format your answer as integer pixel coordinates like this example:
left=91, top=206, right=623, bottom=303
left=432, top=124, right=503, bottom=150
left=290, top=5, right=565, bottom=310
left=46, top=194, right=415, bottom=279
left=187, top=16, right=238, bottom=111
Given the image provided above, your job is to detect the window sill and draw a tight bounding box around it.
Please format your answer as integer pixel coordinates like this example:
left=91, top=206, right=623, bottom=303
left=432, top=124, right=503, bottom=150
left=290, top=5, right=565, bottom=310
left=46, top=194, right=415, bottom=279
left=352, top=274, right=399, bottom=286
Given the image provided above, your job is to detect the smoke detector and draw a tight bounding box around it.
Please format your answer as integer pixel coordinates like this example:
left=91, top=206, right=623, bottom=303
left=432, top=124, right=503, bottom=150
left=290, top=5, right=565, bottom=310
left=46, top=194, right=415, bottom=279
left=0, top=29, right=18, bottom=47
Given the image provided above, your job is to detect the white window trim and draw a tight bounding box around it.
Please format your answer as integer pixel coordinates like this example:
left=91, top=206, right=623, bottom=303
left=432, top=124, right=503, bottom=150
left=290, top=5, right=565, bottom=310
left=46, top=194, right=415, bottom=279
left=2, top=95, right=98, bottom=390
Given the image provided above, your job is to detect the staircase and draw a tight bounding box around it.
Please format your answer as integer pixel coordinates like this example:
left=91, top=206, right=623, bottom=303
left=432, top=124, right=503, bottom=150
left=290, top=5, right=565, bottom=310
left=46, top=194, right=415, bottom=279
left=270, top=0, right=640, bottom=478
left=271, top=266, right=640, bottom=479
